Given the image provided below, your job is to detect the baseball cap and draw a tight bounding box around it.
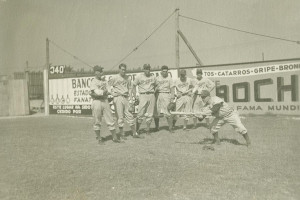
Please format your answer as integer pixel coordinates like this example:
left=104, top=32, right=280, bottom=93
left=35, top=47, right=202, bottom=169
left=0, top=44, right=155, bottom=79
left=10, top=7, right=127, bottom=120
left=143, top=64, right=151, bottom=70
left=179, top=69, right=186, bottom=75
left=119, top=63, right=127, bottom=69
left=200, top=90, right=210, bottom=97
left=93, top=65, right=103, bottom=72
left=196, top=68, right=203, bottom=74
left=161, top=65, right=169, bottom=71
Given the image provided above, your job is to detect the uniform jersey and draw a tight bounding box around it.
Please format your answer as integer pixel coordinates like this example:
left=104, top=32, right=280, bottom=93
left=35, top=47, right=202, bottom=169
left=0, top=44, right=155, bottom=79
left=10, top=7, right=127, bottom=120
left=109, top=74, right=131, bottom=97
left=206, top=96, right=234, bottom=118
left=155, top=76, right=174, bottom=93
left=193, top=77, right=215, bottom=94
left=133, top=74, right=156, bottom=93
left=174, top=78, right=193, bottom=94
left=90, top=78, right=109, bottom=99
left=90, top=77, right=115, bottom=131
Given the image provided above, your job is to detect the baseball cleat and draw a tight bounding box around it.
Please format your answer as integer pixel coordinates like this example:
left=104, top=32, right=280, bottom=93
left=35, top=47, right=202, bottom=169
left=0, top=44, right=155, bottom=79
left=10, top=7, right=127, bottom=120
left=132, top=133, right=144, bottom=139
left=243, top=133, right=251, bottom=147
left=97, top=138, right=105, bottom=145
left=212, top=133, right=221, bottom=145
left=120, top=135, right=127, bottom=140
left=153, top=127, right=160, bottom=132
left=112, top=138, right=124, bottom=143
left=183, top=126, right=189, bottom=131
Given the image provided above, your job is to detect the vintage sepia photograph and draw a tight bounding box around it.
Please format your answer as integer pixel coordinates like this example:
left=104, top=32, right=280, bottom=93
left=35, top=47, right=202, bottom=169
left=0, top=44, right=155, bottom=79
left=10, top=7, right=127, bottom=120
left=0, top=0, right=299, bottom=199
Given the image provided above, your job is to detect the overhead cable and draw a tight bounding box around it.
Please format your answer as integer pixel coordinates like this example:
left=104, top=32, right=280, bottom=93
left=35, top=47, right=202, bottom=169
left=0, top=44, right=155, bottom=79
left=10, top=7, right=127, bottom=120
left=180, top=15, right=300, bottom=45
left=111, top=9, right=178, bottom=70
left=49, top=39, right=93, bottom=68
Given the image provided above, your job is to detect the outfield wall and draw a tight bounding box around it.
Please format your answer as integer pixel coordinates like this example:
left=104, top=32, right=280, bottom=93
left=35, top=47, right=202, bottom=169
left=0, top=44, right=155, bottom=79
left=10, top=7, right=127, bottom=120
left=0, top=80, right=30, bottom=116
left=48, top=59, right=300, bottom=116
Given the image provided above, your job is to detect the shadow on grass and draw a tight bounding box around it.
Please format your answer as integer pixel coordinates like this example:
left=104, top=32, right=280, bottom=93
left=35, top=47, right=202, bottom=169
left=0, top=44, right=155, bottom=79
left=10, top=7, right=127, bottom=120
left=221, top=138, right=244, bottom=146
left=172, top=123, right=209, bottom=131
left=103, top=135, right=113, bottom=141
left=175, top=137, right=245, bottom=146
left=149, top=126, right=172, bottom=132
left=102, top=131, right=135, bottom=141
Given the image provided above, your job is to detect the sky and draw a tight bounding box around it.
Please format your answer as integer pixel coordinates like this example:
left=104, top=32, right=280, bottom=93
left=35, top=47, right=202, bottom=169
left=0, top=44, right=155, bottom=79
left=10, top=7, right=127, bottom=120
left=1, top=0, right=300, bottom=75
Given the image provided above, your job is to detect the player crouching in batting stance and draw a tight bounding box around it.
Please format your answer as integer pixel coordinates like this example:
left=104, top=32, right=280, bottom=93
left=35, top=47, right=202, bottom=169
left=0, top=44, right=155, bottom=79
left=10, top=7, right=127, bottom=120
left=89, top=66, right=123, bottom=144
left=200, top=90, right=251, bottom=146
left=153, top=65, right=175, bottom=133
left=109, top=63, right=143, bottom=139
left=132, top=64, right=156, bottom=135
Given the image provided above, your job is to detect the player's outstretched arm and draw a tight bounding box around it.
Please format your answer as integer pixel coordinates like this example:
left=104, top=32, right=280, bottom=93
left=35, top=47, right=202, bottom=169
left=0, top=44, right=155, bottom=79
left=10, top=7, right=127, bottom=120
left=210, top=103, right=222, bottom=115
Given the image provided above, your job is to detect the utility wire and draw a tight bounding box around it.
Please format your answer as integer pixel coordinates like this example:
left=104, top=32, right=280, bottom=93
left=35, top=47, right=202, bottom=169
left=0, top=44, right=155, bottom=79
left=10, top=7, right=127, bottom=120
left=111, top=9, right=177, bottom=70
left=49, top=39, right=94, bottom=68
left=180, top=15, right=300, bottom=45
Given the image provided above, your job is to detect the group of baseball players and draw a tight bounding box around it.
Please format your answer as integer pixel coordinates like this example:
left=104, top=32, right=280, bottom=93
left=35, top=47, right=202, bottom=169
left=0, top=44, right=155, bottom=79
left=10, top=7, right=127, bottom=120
left=89, top=63, right=251, bottom=146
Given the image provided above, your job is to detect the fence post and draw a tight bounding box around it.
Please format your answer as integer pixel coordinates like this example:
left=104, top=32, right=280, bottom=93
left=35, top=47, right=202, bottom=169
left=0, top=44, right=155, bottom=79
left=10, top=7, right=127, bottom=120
left=44, top=38, right=50, bottom=115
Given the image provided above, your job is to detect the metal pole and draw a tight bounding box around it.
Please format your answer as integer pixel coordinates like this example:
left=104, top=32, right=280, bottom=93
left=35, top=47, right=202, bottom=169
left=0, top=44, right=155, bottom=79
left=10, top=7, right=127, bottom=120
left=25, top=61, right=29, bottom=85
left=44, top=38, right=50, bottom=116
left=177, top=30, right=204, bottom=66
left=25, top=61, right=30, bottom=113
left=175, top=8, right=180, bottom=77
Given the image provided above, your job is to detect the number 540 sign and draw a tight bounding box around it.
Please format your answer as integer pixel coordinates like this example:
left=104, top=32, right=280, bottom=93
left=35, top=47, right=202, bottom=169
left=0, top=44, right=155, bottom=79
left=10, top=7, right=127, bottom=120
left=49, top=65, right=65, bottom=74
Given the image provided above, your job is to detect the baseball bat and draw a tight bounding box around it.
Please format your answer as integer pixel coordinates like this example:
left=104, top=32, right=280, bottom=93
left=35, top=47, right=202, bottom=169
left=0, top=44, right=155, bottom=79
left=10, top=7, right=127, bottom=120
left=170, top=111, right=211, bottom=116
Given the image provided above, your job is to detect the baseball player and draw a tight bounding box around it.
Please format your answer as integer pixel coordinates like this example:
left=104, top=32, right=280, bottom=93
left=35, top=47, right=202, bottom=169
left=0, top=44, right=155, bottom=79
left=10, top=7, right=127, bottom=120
left=153, top=65, right=175, bottom=133
left=89, top=65, right=123, bottom=144
left=173, top=69, right=194, bottom=130
left=192, top=68, right=215, bottom=128
left=200, top=90, right=251, bottom=146
left=132, top=64, right=156, bottom=135
left=109, top=63, right=143, bottom=139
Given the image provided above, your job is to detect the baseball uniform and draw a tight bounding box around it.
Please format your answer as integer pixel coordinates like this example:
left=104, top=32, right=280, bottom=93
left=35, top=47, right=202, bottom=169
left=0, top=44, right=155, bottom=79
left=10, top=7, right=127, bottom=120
left=133, top=73, right=156, bottom=124
left=109, top=74, right=135, bottom=127
left=154, top=75, right=174, bottom=117
left=204, top=96, right=247, bottom=135
left=174, top=77, right=194, bottom=120
left=90, top=78, right=116, bottom=131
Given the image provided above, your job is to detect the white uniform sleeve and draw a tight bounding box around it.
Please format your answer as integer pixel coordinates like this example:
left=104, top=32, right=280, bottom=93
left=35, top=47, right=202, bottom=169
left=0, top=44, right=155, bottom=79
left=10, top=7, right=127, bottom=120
left=90, top=79, right=97, bottom=91
left=206, top=78, right=215, bottom=91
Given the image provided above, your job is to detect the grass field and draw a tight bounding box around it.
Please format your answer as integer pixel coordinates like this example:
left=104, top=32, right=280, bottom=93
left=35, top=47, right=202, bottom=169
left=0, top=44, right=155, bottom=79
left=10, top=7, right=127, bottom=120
left=0, top=115, right=299, bottom=200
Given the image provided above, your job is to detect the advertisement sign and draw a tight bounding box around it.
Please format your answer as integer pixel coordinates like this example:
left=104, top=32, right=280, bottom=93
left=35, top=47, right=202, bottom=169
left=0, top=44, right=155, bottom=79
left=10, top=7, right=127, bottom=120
left=49, top=69, right=178, bottom=115
left=191, top=62, right=299, bottom=115
left=49, top=62, right=299, bottom=115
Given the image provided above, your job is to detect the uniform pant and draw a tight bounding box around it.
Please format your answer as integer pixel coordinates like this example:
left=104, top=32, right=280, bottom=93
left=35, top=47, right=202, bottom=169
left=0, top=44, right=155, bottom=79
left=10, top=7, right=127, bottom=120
left=113, top=95, right=135, bottom=127
left=210, top=111, right=247, bottom=135
left=137, top=93, right=155, bottom=124
left=92, top=99, right=116, bottom=131
left=175, top=95, right=192, bottom=121
left=154, top=93, right=172, bottom=118
left=193, top=95, right=205, bottom=111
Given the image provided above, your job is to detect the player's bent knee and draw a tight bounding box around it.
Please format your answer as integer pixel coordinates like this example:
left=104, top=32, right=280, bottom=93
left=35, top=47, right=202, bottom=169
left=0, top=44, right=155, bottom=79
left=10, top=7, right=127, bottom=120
left=137, top=118, right=143, bottom=123
left=239, top=129, right=247, bottom=135
left=93, top=125, right=101, bottom=131
left=211, top=127, right=218, bottom=133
